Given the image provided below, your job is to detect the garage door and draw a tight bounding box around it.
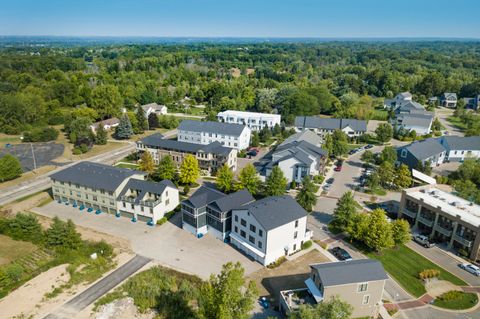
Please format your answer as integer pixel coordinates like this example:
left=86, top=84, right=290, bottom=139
left=120, top=211, right=134, bottom=219
left=137, top=215, right=152, bottom=223
left=108, top=208, right=117, bottom=214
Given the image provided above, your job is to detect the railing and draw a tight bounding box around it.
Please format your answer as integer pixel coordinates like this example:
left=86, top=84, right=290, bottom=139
left=121, top=196, right=161, bottom=207
left=434, top=224, right=452, bottom=237
left=402, top=208, right=417, bottom=219
left=453, top=234, right=473, bottom=248
left=417, top=215, right=434, bottom=228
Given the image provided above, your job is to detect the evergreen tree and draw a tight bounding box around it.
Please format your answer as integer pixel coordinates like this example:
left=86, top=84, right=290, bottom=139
left=45, top=217, right=82, bottom=250
left=237, top=164, right=261, bottom=195
left=6, top=213, right=43, bottom=243
left=114, top=114, right=134, bottom=139
left=265, top=166, right=287, bottom=196
left=139, top=151, right=155, bottom=174
left=216, top=164, right=235, bottom=193
left=295, top=176, right=317, bottom=212
left=272, top=123, right=282, bottom=136
left=0, top=154, right=22, bottom=182
left=155, top=155, right=176, bottom=181
left=332, top=191, right=359, bottom=231
left=136, top=105, right=148, bottom=131
left=392, top=219, right=411, bottom=246
left=148, top=113, right=159, bottom=129
left=179, top=154, right=200, bottom=185
left=323, top=134, right=333, bottom=156
left=94, top=123, right=108, bottom=145
left=394, top=164, right=412, bottom=189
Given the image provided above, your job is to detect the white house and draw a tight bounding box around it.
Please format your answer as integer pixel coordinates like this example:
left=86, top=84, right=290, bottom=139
left=90, top=117, right=120, bottom=133
left=230, top=196, right=312, bottom=266
left=392, top=111, right=434, bottom=135
left=439, top=136, right=480, bottom=162
left=439, top=93, right=458, bottom=108
left=141, top=103, right=168, bottom=117
left=178, top=120, right=251, bottom=150
left=217, top=110, right=281, bottom=131
left=294, top=116, right=367, bottom=139
left=384, top=92, right=413, bottom=109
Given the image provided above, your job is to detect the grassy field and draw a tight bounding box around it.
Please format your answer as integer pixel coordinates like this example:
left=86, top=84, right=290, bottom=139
left=0, top=234, right=37, bottom=266
left=114, top=162, right=139, bottom=169
left=447, top=116, right=467, bottom=131
left=366, top=245, right=467, bottom=297
left=433, top=290, right=478, bottom=310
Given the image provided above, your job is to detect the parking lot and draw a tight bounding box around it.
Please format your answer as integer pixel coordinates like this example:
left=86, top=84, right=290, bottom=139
left=33, top=202, right=262, bottom=279
left=0, top=142, right=64, bottom=171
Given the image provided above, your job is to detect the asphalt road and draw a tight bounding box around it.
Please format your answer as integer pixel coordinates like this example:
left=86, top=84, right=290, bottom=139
left=43, top=255, right=150, bottom=319
left=435, top=107, right=464, bottom=137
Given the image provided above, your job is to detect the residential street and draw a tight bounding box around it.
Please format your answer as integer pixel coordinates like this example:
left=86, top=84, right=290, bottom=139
left=435, top=107, right=464, bottom=137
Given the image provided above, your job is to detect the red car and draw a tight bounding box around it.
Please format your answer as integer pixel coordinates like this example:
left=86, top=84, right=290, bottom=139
left=334, top=165, right=343, bottom=172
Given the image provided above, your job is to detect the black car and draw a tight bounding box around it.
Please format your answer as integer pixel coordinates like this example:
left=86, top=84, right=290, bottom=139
left=247, top=150, right=258, bottom=156
left=331, top=247, right=353, bottom=261
left=365, top=144, right=374, bottom=149
left=348, top=149, right=357, bottom=155
left=326, top=178, right=335, bottom=184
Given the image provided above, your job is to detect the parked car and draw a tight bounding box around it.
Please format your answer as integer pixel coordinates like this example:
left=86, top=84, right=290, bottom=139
left=259, top=296, right=269, bottom=309
left=413, top=235, right=435, bottom=248
left=365, top=144, right=374, bottom=149
left=331, top=247, right=353, bottom=261
left=247, top=150, right=258, bottom=156
left=248, top=146, right=260, bottom=152
left=326, top=178, right=335, bottom=184
left=334, top=165, right=343, bottom=172
left=323, top=184, right=332, bottom=191
left=459, top=263, right=480, bottom=276
left=348, top=149, right=357, bottom=155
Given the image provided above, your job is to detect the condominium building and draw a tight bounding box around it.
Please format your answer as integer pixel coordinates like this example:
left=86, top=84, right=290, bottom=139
left=230, top=196, right=312, bottom=266
left=217, top=110, right=281, bottom=131
left=294, top=116, right=367, bottom=138
left=178, top=120, right=251, bottom=150
left=137, top=133, right=238, bottom=173
left=399, top=185, right=480, bottom=260
left=50, top=162, right=179, bottom=224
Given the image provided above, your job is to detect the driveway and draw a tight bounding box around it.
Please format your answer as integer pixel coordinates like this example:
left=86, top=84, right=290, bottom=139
left=33, top=202, right=262, bottom=279
left=435, top=107, right=464, bottom=137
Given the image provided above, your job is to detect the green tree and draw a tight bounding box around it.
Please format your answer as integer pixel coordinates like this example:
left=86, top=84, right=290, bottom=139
left=394, top=164, right=412, bottom=189
left=198, top=262, right=258, bottom=319
left=363, top=209, right=394, bottom=252
left=0, top=154, right=23, bottom=182
left=139, top=151, right=155, bottom=174
left=5, top=213, right=43, bottom=243
left=291, top=296, right=352, bottom=319
left=295, top=176, right=317, bottom=212
left=237, top=164, right=261, bottom=195
left=114, top=114, right=134, bottom=139
left=323, top=134, right=333, bottom=156
left=91, top=84, right=122, bottom=119
left=136, top=106, right=149, bottom=132
left=377, top=146, right=397, bottom=164
left=366, top=172, right=381, bottom=190
left=250, top=131, right=260, bottom=147
left=361, top=150, right=375, bottom=163
left=432, top=117, right=443, bottom=132
left=66, top=117, right=94, bottom=146
left=332, top=191, right=359, bottom=231
left=392, top=219, right=411, bottom=246
left=331, top=130, right=348, bottom=157
left=375, top=123, right=393, bottom=144
left=216, top=164, right=235, bottom=193
left=94, top=123, right=108, bottom=145
left=378, top=161, right=395, bottom=188
left=45, top=217, right=82, bottom=250
left=155, top=155, right=177, bottom=181
left=347, top=212, right=369, bottom=242
left=148, top=113, right=159, bottom=129
left=179, top=154, right=200, bottom=185
left=265, top=166, right=287, bottom=196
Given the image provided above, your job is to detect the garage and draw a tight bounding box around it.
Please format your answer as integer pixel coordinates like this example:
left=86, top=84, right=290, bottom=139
left=120, top=211, right=134, bottom=219
left=137, top=215, right=152, bottom=223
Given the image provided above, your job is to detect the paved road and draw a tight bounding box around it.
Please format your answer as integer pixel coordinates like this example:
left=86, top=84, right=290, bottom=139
left=43, top=255, right=150, bottom=319
left=400, top=305, right=480, bottom=319
left=435, top=107, right=464, bottom=137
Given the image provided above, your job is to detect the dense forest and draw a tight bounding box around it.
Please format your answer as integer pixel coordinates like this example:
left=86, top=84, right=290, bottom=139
left=1, top=41, right=480, bottom=135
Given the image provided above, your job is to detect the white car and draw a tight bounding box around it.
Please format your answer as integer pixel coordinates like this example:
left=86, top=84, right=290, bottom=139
left=460, top=263, right=480, bottom=276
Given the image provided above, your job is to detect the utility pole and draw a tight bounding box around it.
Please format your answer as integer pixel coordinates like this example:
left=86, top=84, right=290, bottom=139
left=30, top=143, right=37, bottom=171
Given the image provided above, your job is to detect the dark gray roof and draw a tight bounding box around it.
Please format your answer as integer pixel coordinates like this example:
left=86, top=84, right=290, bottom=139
left=311, top=259, right=388, bottom=287
left=397, top=101, right=425, bottom=113
left=295, top=116, right=367, bottom=132
left=182, top=186, right=226, bottom=208
left=237, top=196, right=308, bottom=231
left=399, top=139, right=446, bottom=160
left=441, top=136, right=480, bottom=151
left=139, top=134, right=233, bottom=156
left=398, top=92, right=412, bottom=98
left=398, top=113, right=433, bottom=128
left=118, top=179, right=176, bottom=203
left=179, top=120, right=247, bottom=136
left=50, top=162, right=145, bottom=192
left=208, top=189, right=255, bottom=212
left=441, top=93, right=457, bottom=100
left=280, top=130, right=322, bottom=147
left=274, top=140, right=327, bottom=166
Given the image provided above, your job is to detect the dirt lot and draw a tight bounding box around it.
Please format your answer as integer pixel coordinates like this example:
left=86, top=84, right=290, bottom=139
left=247, top=249, right=330, bottom=302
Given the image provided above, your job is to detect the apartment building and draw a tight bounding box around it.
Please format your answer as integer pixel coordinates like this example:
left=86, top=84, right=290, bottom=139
left=177, top=120, right=251, bottom=150
left=294, top=116, right=367, bottom=138
left=137, top=133, right=238, bottom=173
left=217, top=110, right=281, bottom=131
left=399, top=185, right=480, bottom=260
left=439, top=136, right=480, bottom=162
left=280, top=260, right=388, bottom=318
left=51, top=162, right=179, bottom=224
left=230, top=196, right=312, bottom=266
left=181, top=187, right=254, bottom=240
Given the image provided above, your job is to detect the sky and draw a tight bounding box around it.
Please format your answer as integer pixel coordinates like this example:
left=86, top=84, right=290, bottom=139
left=1, top=0, right=479, bottom=38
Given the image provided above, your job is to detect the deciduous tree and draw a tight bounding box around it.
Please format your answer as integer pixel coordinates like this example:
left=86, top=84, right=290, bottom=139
left=295, top=176, right=317, bottom=212
left=155, top=155, right=176, bottom=181
left=0, top=154, right=22, bottom=182
left=392, top=219, right=411, bottom=246
left=216, top=164, right=235, bottom=193
left=237, top=164, right=261, bottom=195
left=139, top=151, right=155, bottom=174
left=332, top=191, right=359, bottom=231
left=179, top=154, right=200, bottom=185
left=394, top=164, right=412, bottom=189
left=375, top=123, right=393, bottom=144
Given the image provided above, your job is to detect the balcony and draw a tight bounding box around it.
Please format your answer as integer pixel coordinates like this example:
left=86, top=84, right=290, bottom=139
left=434, top=224, right=452, bottom=237
left=120, top=196, right=161, bottom=207
left=453, top=234, right=473, bottom=248
left=417, top=215, right=434, bottom=228
left=402, top=208, right=417, bottom=219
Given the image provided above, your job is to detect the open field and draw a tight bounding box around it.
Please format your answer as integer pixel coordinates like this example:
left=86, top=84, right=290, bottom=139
left=0, top=234, right=37, bottom=265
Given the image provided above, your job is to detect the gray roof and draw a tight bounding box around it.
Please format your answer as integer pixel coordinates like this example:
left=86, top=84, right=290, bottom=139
left=179, top=120, right=247, bottom=136
left=118, top=179, right=176, bottom=203
left=182, top=186, right=226, bottom=208
left=50, top=162, right=145, bottom=192
left=398, top=92, right=412, bottom=99
left=280, top=130, right=322, bottom=147
left=141, top=103, right=166, bottom=112
left=208, top=189, right=255, bottom=212
left=310, top=259, right=388, bottom=287
left=441, top=93, right=457, bottom=100
left=397, top=101, right=425, bottom=113
left=274, top=140, right=327, bottom=166
left=238, top=196, right=308, bottom=231
left=295, top=117, right=367, bottom=132
left=399, top=138, right=445, bottom=160
left=397, top=113, right=433, bottom=129
left=139, top=134, right=233, bottom=156
left=441, top=136, right=480, bottom=151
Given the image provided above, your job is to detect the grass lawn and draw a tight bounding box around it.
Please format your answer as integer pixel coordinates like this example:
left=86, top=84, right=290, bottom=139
left=372, top=109, right=389, bottom=121
left=346, top=143, right=366, bottom=151
left=433, top=290, right=478, bottom=310
left=366, top=245, right=467, bottom=297
left=447, top=116, right=467, bottom=131
left=114, top=162, right=139, bottom=169
left=0, top=234, right=37, bottom=266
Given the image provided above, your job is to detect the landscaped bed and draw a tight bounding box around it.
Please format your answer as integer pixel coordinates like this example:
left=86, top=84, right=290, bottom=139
left=433, top=290, right=478, bottom=310
left=366, top=245, right=467, bottom=297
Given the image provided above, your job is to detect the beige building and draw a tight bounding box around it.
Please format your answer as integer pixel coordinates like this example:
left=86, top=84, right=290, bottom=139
left=399, top=185, right=480, bottom=260
left=280, top=259, right=388, bottom=318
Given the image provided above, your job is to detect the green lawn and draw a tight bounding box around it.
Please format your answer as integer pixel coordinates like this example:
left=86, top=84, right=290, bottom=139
left=115, top=162, right=139, bottom=170
left=433, top=291, right=478, bottom=310
left=346, top=143, right=366, bottom=151
left=0, top=234, right=37, bottom=266
left=447, top=116, right=467, bottom=131
left=366, top=245, right=467, bottom=297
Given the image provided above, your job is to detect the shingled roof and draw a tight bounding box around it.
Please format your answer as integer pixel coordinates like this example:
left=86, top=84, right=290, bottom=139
left=179, top=120, right=248, bottom=136
left=295, top=116, right=367, bottom=132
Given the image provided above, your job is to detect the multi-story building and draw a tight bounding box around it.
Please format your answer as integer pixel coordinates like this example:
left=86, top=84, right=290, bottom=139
left=230, top=196, right=312, bottom=266
left=181, top=187, right=254, bottom=240
left=399, top=185, right=480, bottom=260
left=279, top=259, right=388, bottom=318
left=384, top=92, right=413, bottom=109
left=50, top=162, right=179, bottom=224
left=439, top=136, right=480, bottom=162
left=294, top=116, right=367, bottom=139
left=440, top=93, right=458, bottom=108
left=392, top=111, right=434, bottom=135
left=177, top=120, right=251, bottom=150
left=463, top=95, right=480, bottom=111
left=137, top=133, right=238, bottom=173
left=217, top=110, right=281, bottom=131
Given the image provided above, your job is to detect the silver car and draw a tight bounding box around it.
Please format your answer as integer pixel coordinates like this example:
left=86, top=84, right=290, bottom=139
left=460, top=263, right=480, bottom=276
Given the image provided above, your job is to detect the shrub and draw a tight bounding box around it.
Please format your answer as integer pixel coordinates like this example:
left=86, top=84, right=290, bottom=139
left=79, top=143, right=89, bottom=153
left=22, top=127, right=59, bottom=142
left=183, top=185, right=190, bottom=195
left=301, top=240, right=313, bottom=250
left=267, top=256, right=287, bottom=269
left=72, top=147, right=82, bottom=155
left=419, top=269, right=440, bottom=280
left=313, top=175, right=324, bottom=184
left=238, top=150, right=247, bottom=158
left=157, top=217, right=168, bottom=225
left=290, top=180, right=297, bottom=189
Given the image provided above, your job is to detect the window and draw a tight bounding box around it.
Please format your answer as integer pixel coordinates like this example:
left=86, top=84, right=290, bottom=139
left=362, top=295, right=370, bottom=305
left=295, top=220, right=299, bottom=228
left=293, top=244, right=297, bottom=251
left=240, top=230, right=246, bottom=238
left=141, top=206, right=144, bottom=212
left=250, top=224, right=256, bottom=232
left=234, top=215, right=238, bottom=222
left=235, top=226, right=238, bottom=233
left=92, top=195, right=97, bottom=201
left=259, top=229, right=263, bottom=237
left=123, top=202, right=126, bottom=208
left=258, top=241, right=262, bottom=249
left=294, top=231, right=298, bottom=239
left=166, top=199, right=169, bottom=205
left=249, top=235, right=255, bottom=244
left=401, top=149, right=407, bottom=158
left=241, top=219, right=246, bottom=227
left=358, top=283, right=368, bottom=292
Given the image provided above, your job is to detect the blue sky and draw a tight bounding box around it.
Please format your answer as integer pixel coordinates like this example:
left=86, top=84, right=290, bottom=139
left=1, top=0, right=479, bottom=38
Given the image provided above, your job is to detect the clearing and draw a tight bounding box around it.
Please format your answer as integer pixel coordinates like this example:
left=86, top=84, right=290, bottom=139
left=0, top=234, right=37, bottom=265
